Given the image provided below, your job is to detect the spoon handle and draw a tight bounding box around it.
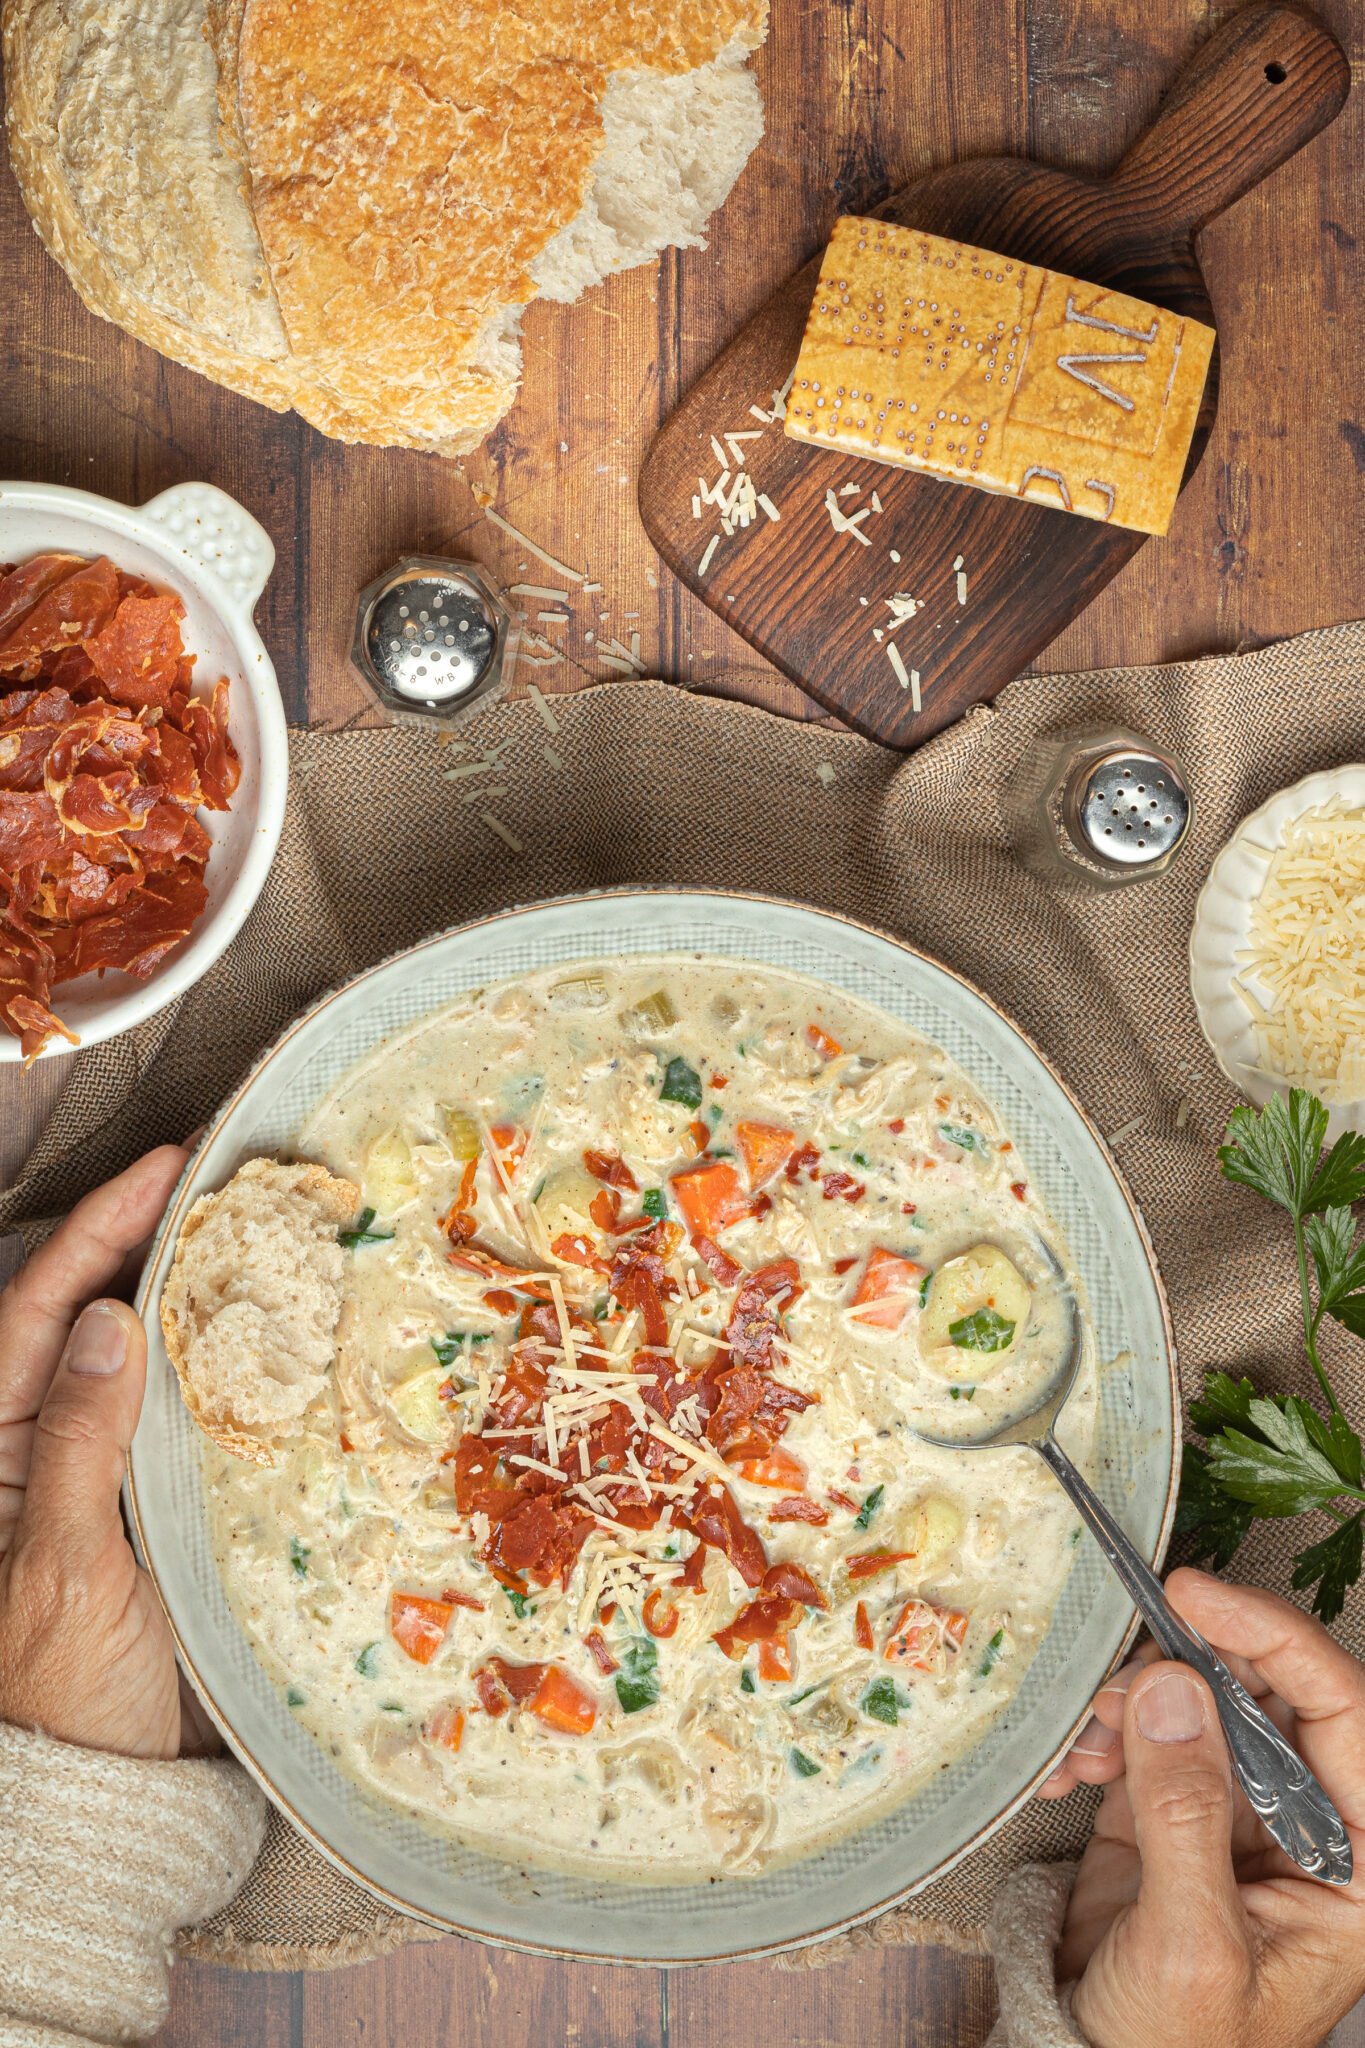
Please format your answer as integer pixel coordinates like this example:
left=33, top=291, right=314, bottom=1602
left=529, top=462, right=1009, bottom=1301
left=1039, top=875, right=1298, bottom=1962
left=1037, top=1433, right=1353, bottom=1885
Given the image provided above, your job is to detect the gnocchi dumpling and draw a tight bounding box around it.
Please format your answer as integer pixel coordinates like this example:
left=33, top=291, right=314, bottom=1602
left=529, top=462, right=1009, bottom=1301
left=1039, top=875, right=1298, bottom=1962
left=534, top=1162, right=608, bottom=1246
left=363, top=1127, right=417, bottom=1213
left=388, top=1361, right=453, bottom=1445
left=919, top=1244, right=1031, bottom=1375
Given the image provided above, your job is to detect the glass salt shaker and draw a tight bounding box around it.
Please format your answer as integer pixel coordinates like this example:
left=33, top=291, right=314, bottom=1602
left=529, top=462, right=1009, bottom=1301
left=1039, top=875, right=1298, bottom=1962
left=1004, top=725, right=1192, bottom=889
left=350, top=555, right=517, bottom=728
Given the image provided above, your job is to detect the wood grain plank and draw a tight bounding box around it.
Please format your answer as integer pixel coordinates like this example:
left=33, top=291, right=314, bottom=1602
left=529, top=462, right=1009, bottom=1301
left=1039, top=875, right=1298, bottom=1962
left=156, top=1960, right=296, bottom=2047
left=669, top=1947, right=999, bottom=2048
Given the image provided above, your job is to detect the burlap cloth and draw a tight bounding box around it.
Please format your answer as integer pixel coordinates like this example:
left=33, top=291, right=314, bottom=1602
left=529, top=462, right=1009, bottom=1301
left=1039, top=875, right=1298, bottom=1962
left=4, top=620, right=1365, bottom=1973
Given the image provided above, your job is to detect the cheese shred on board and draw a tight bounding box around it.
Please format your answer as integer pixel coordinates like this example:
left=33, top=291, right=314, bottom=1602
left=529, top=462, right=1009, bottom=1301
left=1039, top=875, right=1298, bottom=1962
left=1235, top=800, right=1365, bottom=1102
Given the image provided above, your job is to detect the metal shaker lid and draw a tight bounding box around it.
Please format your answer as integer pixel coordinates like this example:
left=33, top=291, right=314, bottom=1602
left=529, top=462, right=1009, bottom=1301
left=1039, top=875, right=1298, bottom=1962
left=351, top=555, right=513, bottom=721
left=1066, top=747, right=1191, bottom=869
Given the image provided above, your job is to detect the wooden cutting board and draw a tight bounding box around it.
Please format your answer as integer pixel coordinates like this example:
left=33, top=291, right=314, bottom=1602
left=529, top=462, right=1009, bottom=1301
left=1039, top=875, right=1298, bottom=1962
left=639, top=1, right=1350, bottom=747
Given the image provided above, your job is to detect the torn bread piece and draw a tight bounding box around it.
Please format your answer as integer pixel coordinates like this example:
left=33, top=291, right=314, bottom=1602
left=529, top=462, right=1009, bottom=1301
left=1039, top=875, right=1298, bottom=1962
left=160, top=1156, right=356, bottom=1466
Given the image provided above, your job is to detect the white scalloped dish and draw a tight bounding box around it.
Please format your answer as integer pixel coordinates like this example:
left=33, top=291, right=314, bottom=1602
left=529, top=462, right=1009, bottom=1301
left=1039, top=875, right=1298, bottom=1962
left=0, top=480, right=285, bottom=1060
left=1189, top=764, right=1365, bottom=1139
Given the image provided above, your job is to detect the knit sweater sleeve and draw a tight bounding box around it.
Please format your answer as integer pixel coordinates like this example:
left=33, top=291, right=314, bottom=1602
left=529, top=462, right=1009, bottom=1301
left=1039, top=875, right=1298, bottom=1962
left=982, top=1862, right=1091, bottom=2048
left=0, top=1721, right=265, bottom=2046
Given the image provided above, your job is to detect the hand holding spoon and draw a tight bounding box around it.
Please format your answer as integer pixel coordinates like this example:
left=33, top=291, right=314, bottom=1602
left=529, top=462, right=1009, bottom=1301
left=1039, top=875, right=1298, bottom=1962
left=917, top=1297, right=1353, bottom=1885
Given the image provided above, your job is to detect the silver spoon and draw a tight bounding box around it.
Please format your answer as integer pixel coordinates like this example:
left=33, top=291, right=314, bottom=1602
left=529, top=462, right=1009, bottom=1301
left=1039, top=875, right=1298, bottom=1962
left=917, top=1283, right=1353, bottom=1885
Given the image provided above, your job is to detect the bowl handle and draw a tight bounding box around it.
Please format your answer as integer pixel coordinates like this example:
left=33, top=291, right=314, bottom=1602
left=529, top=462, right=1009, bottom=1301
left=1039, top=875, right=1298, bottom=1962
left=139, top=483, right=275, bottom=615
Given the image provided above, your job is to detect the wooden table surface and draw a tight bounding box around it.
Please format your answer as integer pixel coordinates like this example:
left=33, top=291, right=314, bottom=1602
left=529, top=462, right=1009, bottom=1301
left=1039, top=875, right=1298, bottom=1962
left=2, top=0, right=1362, bottom=2040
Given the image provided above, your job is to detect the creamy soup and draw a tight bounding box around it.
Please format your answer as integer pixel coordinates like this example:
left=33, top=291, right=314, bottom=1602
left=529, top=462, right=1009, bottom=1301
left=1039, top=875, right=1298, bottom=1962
left=205, top=957, right=1094, bottom=1879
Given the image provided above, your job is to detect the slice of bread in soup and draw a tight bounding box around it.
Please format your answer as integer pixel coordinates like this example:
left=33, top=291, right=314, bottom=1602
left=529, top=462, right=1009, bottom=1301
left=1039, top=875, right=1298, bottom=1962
left=2, top=0, right=769, bottom=453
left=160, top=1157, right=357, bottom=1466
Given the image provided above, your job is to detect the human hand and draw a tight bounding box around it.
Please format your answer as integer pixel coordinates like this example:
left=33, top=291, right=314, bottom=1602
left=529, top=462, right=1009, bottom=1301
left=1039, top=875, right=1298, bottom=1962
left=1038, top=1567, right=1365, bottom=2048
left=0, top=1146, right=208, bottom=1761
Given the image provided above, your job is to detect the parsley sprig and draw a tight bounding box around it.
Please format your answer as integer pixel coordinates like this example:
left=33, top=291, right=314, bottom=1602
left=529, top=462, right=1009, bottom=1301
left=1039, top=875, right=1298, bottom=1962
left=1177, top=1090, right=1365, bottom=1622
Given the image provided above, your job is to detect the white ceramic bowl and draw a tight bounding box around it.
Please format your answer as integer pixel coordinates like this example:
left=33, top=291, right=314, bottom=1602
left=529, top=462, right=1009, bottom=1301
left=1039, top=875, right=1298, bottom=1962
left=0, top=480, right=285, bottom=1061
left=129, top=891, right=1177, bottom=1965
left=1190, top=764, right=1365, bottom=1140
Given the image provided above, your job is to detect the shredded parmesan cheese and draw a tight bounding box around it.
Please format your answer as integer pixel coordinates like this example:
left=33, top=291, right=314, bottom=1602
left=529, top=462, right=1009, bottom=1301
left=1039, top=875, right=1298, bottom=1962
left=1235, top=800, right=1365, bottom=1101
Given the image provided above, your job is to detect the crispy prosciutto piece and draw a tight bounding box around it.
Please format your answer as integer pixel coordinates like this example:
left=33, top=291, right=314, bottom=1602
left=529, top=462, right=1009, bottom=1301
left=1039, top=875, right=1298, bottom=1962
left=692, top=1233, right=742, bottom=1287
left=0, top=554, right=86, bottom=645
left=472, top=1659, right=596, bottom=1734
left=769, top=1496, right=828, bottom=1525
left=724, top=1258, right=802, bottom=1372
left=85, top=591, right=186, bottom=708
left=713, top=1594, right=803, bottom=1659
left=684, top=1481, right=767, bottom=1588
left=584, top=1147, right=638, bottom=1192
left=0, top=556, right=119, bottom=679
left=52, top=866, right=208, bottom=983
left=761, top=1560, right=827, bottom=1609
left=446, top=1242, right=554, bottom=1300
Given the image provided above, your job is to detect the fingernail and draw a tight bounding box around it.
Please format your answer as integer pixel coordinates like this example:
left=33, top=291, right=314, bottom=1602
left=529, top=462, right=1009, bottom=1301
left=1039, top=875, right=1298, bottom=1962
left=64, top=1302, right=129, bottom=1377
left=1097, top=1658, right=1144, bottom=1701
left=1071, top=1725, right=1117, bottom=1759
left=1134, top=1670, right=1205, bottom=1744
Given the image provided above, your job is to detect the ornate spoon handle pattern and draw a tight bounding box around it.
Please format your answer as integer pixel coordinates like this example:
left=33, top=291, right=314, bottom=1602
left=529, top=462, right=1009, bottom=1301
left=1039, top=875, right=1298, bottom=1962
left=1038, top=1434, right=1354, bottom=1886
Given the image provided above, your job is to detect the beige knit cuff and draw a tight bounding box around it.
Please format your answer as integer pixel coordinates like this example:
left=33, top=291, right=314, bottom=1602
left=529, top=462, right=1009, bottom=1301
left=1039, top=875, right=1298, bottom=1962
left=0, top=1721, right=265, bottom=2045
left=983, top=1861, right=1089, bottom=2048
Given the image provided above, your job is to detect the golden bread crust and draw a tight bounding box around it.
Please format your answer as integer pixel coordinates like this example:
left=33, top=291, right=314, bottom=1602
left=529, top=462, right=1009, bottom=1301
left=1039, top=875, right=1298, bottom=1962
left=159, top=1156, right=358, bottom=1468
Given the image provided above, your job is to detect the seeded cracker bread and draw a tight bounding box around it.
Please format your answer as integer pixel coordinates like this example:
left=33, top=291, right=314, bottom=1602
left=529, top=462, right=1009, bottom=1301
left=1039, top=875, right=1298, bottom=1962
left=160, top=1157, right=357, bottom=1467
left=3, top=0, right=768, bottom=454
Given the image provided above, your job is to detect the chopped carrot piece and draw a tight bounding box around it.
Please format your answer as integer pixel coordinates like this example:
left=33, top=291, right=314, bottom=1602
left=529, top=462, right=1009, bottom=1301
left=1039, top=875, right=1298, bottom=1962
left=709, top=1073, right=729, bottom=1089
left=687, top=1117, right=711, bottom=1155
left=671, top=1159, right=750, bottom=1239
left=849, top=1246, right=925, bottom=1330
left=854, top=1601, right=874, bottom=1651
left=425, top=1704, right=465, bottom=1753
left=487, top=1123, right=528, bottom=1180
left=735, top=1445, right=807, bottom=1491
left=643, top=1588, right=680, bottom=1638
left=736, top=1119, right=797, bottom=1189
left=529, top=1664, right=597, bottom=1735
left=806, top=1023, right=843, bottom=1060
left=390, top=1592, right=456, bottom=1664
left=757, top=1634, right=794, bottom=1682
left=884, top=1600, right=970, bottom=1670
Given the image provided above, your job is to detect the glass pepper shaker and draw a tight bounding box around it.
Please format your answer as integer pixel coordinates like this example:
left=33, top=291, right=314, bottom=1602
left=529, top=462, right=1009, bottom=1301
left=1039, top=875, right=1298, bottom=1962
left=1004, top=725, right=1193, bottom=889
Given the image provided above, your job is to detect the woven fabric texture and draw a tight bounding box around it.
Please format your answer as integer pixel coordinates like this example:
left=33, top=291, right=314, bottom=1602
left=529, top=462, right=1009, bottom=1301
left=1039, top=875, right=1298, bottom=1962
left=4, top=620, right=1364, bottom=1971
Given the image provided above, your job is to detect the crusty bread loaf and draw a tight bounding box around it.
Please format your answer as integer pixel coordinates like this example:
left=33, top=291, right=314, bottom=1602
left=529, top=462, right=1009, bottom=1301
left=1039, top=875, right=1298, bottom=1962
left=160, top=1156, right=357, bottom=1465
left=2, top=0, right=767, bottom=454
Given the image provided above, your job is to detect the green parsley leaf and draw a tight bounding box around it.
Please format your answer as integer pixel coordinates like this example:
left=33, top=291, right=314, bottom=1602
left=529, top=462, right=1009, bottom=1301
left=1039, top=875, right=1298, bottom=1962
left=338, top=1206, right=396, bottom=1249
left=380, top=1702, right=406, bottom=1715
left=659, top=1057, right=703, bottom=1110
left=505, top=1587, right=534, bottom=1619
left=286, top=1686, right=306, bottom=1708
left=616, top=1638, right=660, bottom=1715
left=707, top=1102, right=724, bottom=1126
left=1174, top=1443, right=1255, bottom=1570
left=431, top=1330, right=492, bottom=1367
left=948, top=1385, right=977, bottom=1401
left=852, top=1152, right=871, bottom=1169
left=354, top=1642, right=381, bottom=1679
left=919, top=1272, right=932, bottom=1307
left=641, top=1188, right=667, bottom=1220
left=938, top=1122, right=978, bottom=1152
left=854, top=1484, right=884, bottom=1531
left=790, top=1747, right=822, bottom=1777
left=860, top=1677, right=901, bottom=1725
left=949, top=1307, right=1015, bottom=1352
left=739, top=1667, right=756, bottom=1694
left=978, top=1627, right=1005, bottom=1677
left=1218, top=1090, right=1365, bottom=1220
left=1308, top=1208, right=1365, bottom=1348
left=531, top=1176, right=547, bottom=1203
left=1292, top=1513, right=1365, bottom=1625
left=289, top=1535, right=310, bottom=1578
left=1188, top=1371, right=1264, bottom=1442
left=1208, top=1399, right=1347, bottom=1516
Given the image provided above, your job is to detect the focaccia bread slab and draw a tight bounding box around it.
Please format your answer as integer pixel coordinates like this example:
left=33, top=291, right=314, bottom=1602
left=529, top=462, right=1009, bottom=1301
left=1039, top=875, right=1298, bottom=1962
left=3, top=0, right=768, bottom=454
left=784, top=217, right=1215, bottom=536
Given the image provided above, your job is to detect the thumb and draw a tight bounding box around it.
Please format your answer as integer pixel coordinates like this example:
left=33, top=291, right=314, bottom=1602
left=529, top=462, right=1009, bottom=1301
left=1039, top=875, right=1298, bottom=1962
left=16, top=1300, right=148, bottom=1572
left=1122, top=1661, right=1252, bottom=1982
